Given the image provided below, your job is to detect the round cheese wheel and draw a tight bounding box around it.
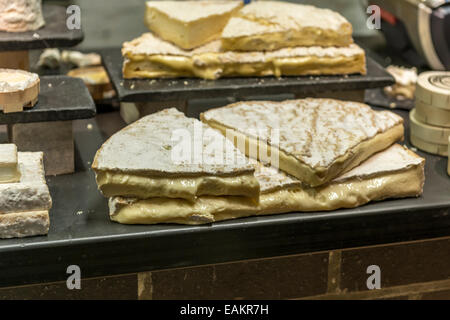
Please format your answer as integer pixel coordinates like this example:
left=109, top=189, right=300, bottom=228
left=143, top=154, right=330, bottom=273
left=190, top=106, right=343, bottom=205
left=415, top=71, right=450, bottom=110
left=410, top=134, right=448, bottom=157
left=415, top=99, right=450, bottom=128
left=410, top=109, right=450, bottom=145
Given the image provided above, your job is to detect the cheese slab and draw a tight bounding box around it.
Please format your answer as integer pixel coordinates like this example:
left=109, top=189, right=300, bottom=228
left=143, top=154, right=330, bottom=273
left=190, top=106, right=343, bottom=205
left=201, top=98, right=404, bottom=187
left=145, top=0, right=242, bottom=49
left=109, top=144, right=425, bottom=225
left=0, top=210, right=49, bottom=239
left=0, top=69, right=40, bottom=114
left=122, top=33, right=366, bottom=80
left=221, top=1, right=353, bottom=51
left=0, top=144, right=20, bottom=183
left=0, top=152, right=52, bottom=214
left=92, top=108, right=259, bottom=201
left=0, top=0, right=45, bottom=32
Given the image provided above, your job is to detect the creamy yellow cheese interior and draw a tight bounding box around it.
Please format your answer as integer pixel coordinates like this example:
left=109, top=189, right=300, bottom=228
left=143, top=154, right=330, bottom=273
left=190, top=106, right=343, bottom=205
left=145, top=2, right=242, bottom=49
left=123, top=54, right=366, bottom=80
left=96, top=171, right=260, bottom=201
left=202, top=118, right=404, bottom=187
left=0, top=166, right=20, bottom=184
left=110, top=164, right=424, bottom=225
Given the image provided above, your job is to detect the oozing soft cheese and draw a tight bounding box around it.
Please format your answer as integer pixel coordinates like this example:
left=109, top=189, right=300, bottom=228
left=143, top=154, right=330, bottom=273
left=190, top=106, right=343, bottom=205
left=145, top=0, right=242, bottom=49
left=92, top=108, right=260, bottom=200
left=109, top=145, right=425, bottom=225
left=122, top=33, right=366, bottom=80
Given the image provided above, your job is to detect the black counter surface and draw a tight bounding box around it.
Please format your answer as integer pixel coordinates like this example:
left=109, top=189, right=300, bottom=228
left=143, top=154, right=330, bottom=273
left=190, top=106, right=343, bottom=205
left=0, top=107, right=449, bottom=288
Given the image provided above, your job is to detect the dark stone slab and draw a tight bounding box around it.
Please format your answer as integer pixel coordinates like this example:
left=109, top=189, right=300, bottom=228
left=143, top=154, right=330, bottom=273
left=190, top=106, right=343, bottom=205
left=0, top=5, right=83, bottom=51
left=102, top=48, right=395, bottom=102
left=365, top=88, right=414, bottom=111
left=0, top=76, right=96, bottom=124
left=0, top=108, right=449, bottom=289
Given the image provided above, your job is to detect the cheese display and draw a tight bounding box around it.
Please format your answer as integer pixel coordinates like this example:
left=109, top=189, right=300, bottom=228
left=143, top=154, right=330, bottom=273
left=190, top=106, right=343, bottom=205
left=201, top=98, right=404, bottom=187
left=383, top=65, right=418, bottom=100
left=0, top=144, right=20, bottom=183
left=0, top=69, right=40, bottom=113
left=0, top=150, right=52, bottom=239
left=109, top=144, right=425, bottom=225
left=92, top=108, right=260, bottom=201
left=145, top=0, right=242, bottom=49
left=122, top=33, right=366, bottom=80
left=221, top=1, right=353, bottom=51
left=0, top=0, right=45, bottom=32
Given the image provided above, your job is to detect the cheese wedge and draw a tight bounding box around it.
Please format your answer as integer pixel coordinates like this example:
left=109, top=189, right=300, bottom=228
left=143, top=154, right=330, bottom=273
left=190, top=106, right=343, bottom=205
left=0, top=152, right=52, bottom=214
left=201, top=98, right=404, bottom=187
left=0, top=69, right=40, bottom=113
left=109, top=144, right=425, bottom=225
left=122, top=33, right=366, bottom=80
left=0, top=144, right=20, bottom=183
left=92, top=108, right=259, bottom=201
left=145, top=0, right=242, bottom=49
left=221, top=1, right=353, bottom=51
left=0, top=210, right=49, bottom=239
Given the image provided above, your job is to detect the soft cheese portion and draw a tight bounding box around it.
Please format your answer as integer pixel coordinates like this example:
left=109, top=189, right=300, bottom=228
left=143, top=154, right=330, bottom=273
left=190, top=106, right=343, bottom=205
left=0, top=144, right=20, bottom=183
left=0, top=0, right=45, bottom=32
left=109, top=145, right=425, bottom=225
left=122, top=33, right=366, bottom=80
left=145, top=1, right=242, bottom=49
left=0, top=152, right=52, bottom=214
left=221, top=1, right=353, bottom=51
left=201, top=98, right=404, bottom=187
left=92, top=108, right=259, bottom=200
left=0, top=210, right=49, bottom=238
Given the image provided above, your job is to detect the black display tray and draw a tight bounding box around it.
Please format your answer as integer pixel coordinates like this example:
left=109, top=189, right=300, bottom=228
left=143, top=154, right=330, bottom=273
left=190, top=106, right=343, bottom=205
left=0, top=108, right=449, bottom=288
left=0, top=76, right=96, bottom=124
left=0, top=5, right=83, bottom=51
left=102, top=48, right=395, bottom=102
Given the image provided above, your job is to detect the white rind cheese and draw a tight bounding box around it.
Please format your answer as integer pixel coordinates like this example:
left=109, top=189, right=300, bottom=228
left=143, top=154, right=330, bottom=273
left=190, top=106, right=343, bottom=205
left=0, top=0, right=45, bottom=32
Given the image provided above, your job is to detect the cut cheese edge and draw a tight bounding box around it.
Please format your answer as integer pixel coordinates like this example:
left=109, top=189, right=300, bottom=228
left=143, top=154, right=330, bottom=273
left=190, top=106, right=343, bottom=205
left=92, top=108, right=259, bottom=200
left=122, top=33, right=366, bottom=80
left=0, top=144, right=20, bottom=183
left=221, top=1, right=353, bottom=51
left=0, top=210, right=49, bottom=239
left=0, top=152, right=52, bottom=214
left=109, top=144, right=425, bottom=225
left=201, top=98, right=404, bottom=187
left=145, top=1, right=242, bottom=49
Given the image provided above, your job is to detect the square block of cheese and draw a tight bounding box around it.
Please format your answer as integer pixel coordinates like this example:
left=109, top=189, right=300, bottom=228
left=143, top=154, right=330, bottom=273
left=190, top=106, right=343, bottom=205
left=0, top=144, right=20, bottom=183
left=145, top=0, right=242, bottom=49
left=201, top=98, right=404, bottom=187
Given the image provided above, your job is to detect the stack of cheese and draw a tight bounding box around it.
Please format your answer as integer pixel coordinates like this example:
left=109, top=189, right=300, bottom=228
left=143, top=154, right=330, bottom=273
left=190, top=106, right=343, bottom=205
left=122, top=0, right=366, bottom=80
left=93, top=99, right=425, bottom=225
left=410, top=71, right=450, bottom=159
left=0, top=144, right=52, bottom=238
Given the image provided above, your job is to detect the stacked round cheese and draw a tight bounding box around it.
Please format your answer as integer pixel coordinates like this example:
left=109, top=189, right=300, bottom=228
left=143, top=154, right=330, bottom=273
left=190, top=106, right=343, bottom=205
left=410, top=71, right=450, bottom=157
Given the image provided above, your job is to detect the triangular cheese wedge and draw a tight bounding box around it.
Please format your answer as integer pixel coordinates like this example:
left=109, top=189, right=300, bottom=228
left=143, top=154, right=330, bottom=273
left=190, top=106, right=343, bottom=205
left=92, top=108, right=259, bottom=201
left=145, top=0, right=242, bottom=49
left=201, top=98, right=404, bottom=187
left=109, top=144, right=425, bottom=225
left=221, top=1, right=353, bottom=51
